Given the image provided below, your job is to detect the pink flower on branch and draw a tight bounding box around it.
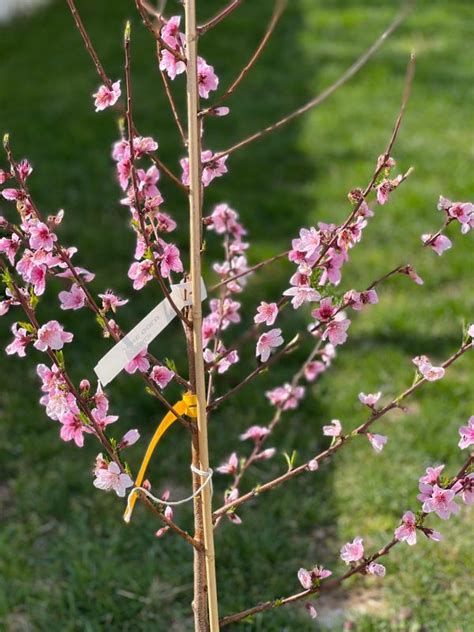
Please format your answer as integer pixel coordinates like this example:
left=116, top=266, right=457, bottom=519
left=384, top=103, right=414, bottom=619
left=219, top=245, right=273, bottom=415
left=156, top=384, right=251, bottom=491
left=98, top=290, right=128, bottom=313
left=125, top=349, right=150, bottom=374
left=323, top=419, right=342, bottom=437
left=254, top=302, right=278, bottom=326
left=150, top=365, right=174, bottom=389
left=412, top=355, right=445, bottom=382
left=421, top=233, right=452, bottom=256
left=256, top=328, right=283, bottom=362
left=59, top=412, right=89, bottom=448
left=34, top=320, right=73, bottom=351
left=239, top=425, right=270, bottom=443
left=322, top=314, right=351, bottom=346
left=394, top=510, right=417, bottom=545
left=297, top=565, right=332, bottom=589
left=58, top=284, right=86, bottom=311
left=358, top=392, right=382, bottom=408
left=367, top=433, right=388, bottom=453
left=458, top=416, right=474, bottom=450
left=5, top=323, right=31, bottom=357
left=422, top=484, right=460, bottom=520
left=216, top=452, right=238, bottom=476
left=93, top=80, right=121, bottom=112
left=197, top=57, right=219, bottom=99
left=181, top=151, right=228, bottom=187
left=93, top=461, right=133, bottom=497
left=28, top=221, right=57, bottom=251
left=340, top=537, right=364, bottom=564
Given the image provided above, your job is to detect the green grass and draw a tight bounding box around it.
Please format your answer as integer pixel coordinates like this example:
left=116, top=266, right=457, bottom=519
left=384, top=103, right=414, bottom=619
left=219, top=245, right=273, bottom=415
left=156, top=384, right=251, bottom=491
left=0, top=0, right=473, bottom=630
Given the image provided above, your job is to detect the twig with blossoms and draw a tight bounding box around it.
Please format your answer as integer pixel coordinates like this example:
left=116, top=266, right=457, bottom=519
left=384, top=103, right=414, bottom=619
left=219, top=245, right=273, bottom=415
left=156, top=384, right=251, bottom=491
left=1, top=137, right=190, bottom=420
left=123, top=22, right=190, bottom=327
left=213, top=339, right=472, bottom=522
left=219, top=451, right=474, bottom=626
left=65, top=0, right=186, bottom=192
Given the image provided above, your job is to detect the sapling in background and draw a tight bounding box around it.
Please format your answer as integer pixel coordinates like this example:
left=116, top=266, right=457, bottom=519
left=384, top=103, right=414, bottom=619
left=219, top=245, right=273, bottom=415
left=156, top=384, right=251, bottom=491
left=0, top=0, right=472, bottom=629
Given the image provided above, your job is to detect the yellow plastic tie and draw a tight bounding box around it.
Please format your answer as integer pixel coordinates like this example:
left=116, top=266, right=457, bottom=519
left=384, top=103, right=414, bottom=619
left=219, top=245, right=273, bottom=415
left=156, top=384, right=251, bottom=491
left=123, top=392, right=199, bottom=523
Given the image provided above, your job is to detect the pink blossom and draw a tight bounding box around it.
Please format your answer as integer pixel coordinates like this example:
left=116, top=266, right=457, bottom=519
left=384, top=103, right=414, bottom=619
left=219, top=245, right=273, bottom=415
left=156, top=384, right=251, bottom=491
left=254, top=447, right=276, bottom=461
left=283, top=285, right=320, bottom=309
left=225, top=488, right=242, bottom=525
left=322, top=315, right=350, bottom=346
left=323, top=419, right=342, bottom=437
left=58, top=284, right=86, bottom=310
left=93, top=461, right=133, bottom=497
left=160, top=243, right=183, bottom=278
left=203, top=345, right=239, bottom=374
left=340, top=537, right=364, bottom=564
left=240, top=425, right=270, bottom=442
left=128, top=259, right=153, bottom=290
left=265, top=383, right=305, bottom=410
left=394, top=511, right=417, bottom=545
left=298, top=227, right=321, bottom=258
left=150, top=365, right=174, bottom=389
left=358, top=392, right=381, bottom=407
left=119, top=429, right=140, bottom=448
left=256, top=328, right=283, bottom=362
left=367, top=433, right=387, bottom=453
left=297, top=565, right=332, bottom=590
left=216, top=452, right=238, bottom=475
left=419, top=464, right=445, bottom=487
left=5, top=323, right=31, bottom=357
left=254, top=301, right=278, bottom=326
left=159, top=50, right=186, bottom=80
left=456, top=473, right=474, bottom=505
left=160, top=16, right=183, bottom=48
left=344, top=289, right=378, bottom=311
left=304, top=361, right=326, bottom=382
left=181, top=151, right=228, bottom=187
left=367, top=562, right=385, bottom=577
left=28, top=221, right=57, bottom=251
left=402, top=264, right=424, bottom=285
left=422, top=484, right=460, bottom=520
left=202, top=152, right=228, bottom=187
left=1, top=187, right=21, bottom=200
left=34, top=320, right=73, bottom=351
left=417, top=359, right=445, bottom=382
left=458, top=416, right=474, bottom=449
left=447, top=201, right=473, bottom=228
left=197, top=57, right=219, bottom=98
left=305, top=603, right=318, bottom=619
left=98, top=290, right=128, bottom=313
left=422, top=233, right=452, bottom=256
left=125, top=349, right=150, bottom=374
left=60, top=412, right=88, bottom=447
left=312, top=297, right=337, bottom=322
left=93, top=80, right=121, bottom=112
left=319, top=250, right=345, bottom=286
left=0, top=234, right=21, bottom=264
left=137, top=165, right=161, bottom=198
left=376, top=179, right=391, bottom=205
left=308, top=458, right=319, bottom=471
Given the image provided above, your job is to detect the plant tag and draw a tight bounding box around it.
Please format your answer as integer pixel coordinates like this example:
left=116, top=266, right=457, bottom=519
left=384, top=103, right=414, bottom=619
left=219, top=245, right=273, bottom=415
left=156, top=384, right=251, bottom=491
left=94, top=278, right=206, bottom=386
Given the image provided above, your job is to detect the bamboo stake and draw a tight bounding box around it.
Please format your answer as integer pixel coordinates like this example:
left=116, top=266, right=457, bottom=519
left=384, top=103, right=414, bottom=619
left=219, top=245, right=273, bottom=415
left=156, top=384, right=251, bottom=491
left=184, top=1, right=220, bottom=630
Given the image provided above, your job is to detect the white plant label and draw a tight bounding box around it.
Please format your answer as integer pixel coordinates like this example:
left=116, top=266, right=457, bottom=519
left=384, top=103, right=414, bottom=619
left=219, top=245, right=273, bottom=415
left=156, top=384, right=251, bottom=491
left=94, top=278, right=206, bottom=386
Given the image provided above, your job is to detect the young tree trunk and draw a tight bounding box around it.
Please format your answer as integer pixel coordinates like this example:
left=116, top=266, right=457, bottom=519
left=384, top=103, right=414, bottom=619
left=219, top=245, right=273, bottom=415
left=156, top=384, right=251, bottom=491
left=184, top=1, right=220, bottom=630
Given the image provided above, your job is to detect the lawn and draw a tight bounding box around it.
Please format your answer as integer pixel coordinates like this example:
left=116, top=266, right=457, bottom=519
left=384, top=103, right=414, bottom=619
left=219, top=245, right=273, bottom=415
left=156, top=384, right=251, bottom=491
left=0, top=0, right=473, bottom=630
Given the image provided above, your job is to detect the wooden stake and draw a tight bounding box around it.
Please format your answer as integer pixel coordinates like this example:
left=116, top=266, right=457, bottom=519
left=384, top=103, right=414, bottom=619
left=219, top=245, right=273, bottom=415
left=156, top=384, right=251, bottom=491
left=184, top=1, right=220, bottom=630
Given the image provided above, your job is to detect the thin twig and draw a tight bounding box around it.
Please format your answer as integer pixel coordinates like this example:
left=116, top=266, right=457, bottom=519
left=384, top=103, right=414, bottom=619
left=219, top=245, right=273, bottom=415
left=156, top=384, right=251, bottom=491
left=219, top=452, right=474, bottom=626
left=202, top=0, right=286, bottom=114
left=198, top=0, right=245, bottom=35
left=213, top=341, right=471, bottom=521
left=209, top=3, right=414, bottom=161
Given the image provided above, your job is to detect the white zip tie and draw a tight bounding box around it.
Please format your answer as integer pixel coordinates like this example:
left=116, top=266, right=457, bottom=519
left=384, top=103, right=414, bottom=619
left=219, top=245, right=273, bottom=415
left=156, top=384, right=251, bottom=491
left=124, top=464, right=213, bottom=523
